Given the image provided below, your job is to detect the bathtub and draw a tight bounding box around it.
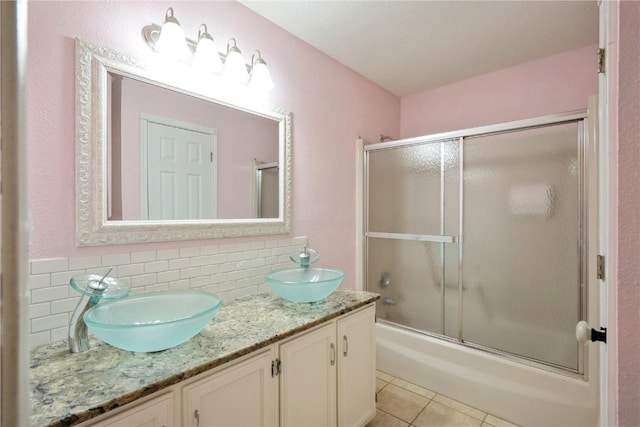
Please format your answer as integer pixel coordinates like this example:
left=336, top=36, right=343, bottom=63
left=375, top=322, right=599, bottom=426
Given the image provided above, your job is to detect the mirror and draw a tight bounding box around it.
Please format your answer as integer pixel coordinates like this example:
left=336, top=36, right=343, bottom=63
left=76, top=38, right=291, bottom=246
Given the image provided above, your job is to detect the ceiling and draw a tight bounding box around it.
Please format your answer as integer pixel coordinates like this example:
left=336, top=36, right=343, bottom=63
left=239, top=1, right=599, bottom=97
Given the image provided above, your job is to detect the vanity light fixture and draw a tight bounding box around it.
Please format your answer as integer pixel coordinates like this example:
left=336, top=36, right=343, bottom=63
left=154, top=7, right=191, bottom=60
left=222, top=38, right=250, bottom=83
left=249, top=50, right=275, bottom=92
left=193, top=24, right=223, bottom=73
left=142, top=8, right=274, bottom=90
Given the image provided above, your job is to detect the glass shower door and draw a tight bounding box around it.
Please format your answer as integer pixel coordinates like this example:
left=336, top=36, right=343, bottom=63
left=366, top=140, right=459, bottom=337
left=461, top=123, right=583, bottom=371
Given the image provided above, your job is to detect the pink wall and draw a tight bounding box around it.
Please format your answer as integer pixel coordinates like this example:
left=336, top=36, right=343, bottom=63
left=613, top=1, right=640, bottom=425
left=400, top=45, right=598, bottom=138
left=27, top=1, right=400, bottom=285
left=116, top=76, right=278, bottom=220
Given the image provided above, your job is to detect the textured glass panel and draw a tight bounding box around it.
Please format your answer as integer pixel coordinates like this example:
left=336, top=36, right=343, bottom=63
left=462, top=123, right=581, bottom=370
left=368, top=143, right=441, bottom=235
left=367, top=238, right=443, bottom=334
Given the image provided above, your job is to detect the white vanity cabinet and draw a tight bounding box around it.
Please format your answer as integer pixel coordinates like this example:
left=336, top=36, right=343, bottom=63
left=182, top=347, right=278, bottom=427
left=87, top=392, right=174, bottom=427
left=278, top=304, right=376, bottom=427
left=75, top=303, right=375, bottom=427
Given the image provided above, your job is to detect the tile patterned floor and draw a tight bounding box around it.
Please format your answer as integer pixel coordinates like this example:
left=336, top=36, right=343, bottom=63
left=367, top=371, right=520, bottom=427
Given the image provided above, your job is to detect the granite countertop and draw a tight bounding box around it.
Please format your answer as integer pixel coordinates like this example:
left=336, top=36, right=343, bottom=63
left=30, top=289, right=379, bottom=427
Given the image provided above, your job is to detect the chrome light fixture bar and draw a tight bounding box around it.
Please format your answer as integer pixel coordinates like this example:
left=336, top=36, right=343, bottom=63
left=142, top=8, right=274, bottom=90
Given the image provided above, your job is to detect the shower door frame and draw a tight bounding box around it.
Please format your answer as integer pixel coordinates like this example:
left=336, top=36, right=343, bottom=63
left=362, top=108, right=597, bottom=379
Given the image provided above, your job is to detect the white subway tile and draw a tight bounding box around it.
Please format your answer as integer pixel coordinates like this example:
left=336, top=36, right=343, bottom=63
left=190, top=276, right=209, bottom=288
left=258, top=284, right=270, bottom=293
left=145, top=283, right=169, bottom=292
left=251, top=258, right=266, bottom=268
left=51, top=297, right=80, bottom=314
left=169, top=280, right=190, bottom=290
left=210, top=254, right=228, bottom=265
left=28, top=274, right=51, bottom=290
left=179, top=267, right=200, bottom=279
left=50, top=327, right=67, bottom=343
left=265, top=256, right=279, bottom=265
left=30, top=331, right=51, bottom=349
left=279, top=239, right=293, bottom=247
left=157, top=270, right=180, bottom=282
left=156, top=248, right=180, bottom=261
left=31, top=258, right=69, bottom=275
left=235, top=242, right=251, bottom=252
left=243, top=285, right=259, bottom=297
left=131, top=251, right=156, bottom=263
left=145, top=260, right=169, bottom=274
left=243, top=268, right=260, bottom=279
left=218, top=291, right=229, bottom=302
left=202, top=284, right=219, bottom=294
left=251, top=241, right=266, bottom=250
left=258, top=249, right=272, bottom=258
left=31, top=286, right=68, bottom=304
left=227, top=271, right=244, bottom=281
left=236, top=278, right=251, bottom=288
left=69, top=256, right=102, bottom=270
left=190, top=255, right=209, bottom=267
left=242, top=250, right=259, bottom=260
left=179, top=247, right=200, bottom=258
left=265, top=240, right=280, bottom=248
left=169, top=258, right=190, bottom=270
left=32, top=313, right=68, bottom=333
left=227, top=252, right=244, bottom=262
left=200, top=245, right=219, bottom=255
left=219, top=262, right=236, bottom=273
left=278, top=255, right=291, bottom=263
left=219, top=243, right=236, bottom=253
left=236, top=260, right=253, bottom=270
left=51, top=269, right=85, bottom=286
left=228, top=288, right=244, bottom=300
left=200, top=264, right=219, bottom=276
left=131, top=273, right=157, bottom=287
left=250, top=276, right=264, bottom=286
left=29, top=302, right=51, bottom=319
left=102, top=253, right=131, bottom=266
left=116, top=263, right=144, bottom=277
left=210, top=273, right=228, bottom=284
left=291, top=236, right=307, bottom=246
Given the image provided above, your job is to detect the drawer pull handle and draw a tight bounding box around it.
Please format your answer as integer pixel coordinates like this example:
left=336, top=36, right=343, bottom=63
left=195, top=409, right=200, bottom=427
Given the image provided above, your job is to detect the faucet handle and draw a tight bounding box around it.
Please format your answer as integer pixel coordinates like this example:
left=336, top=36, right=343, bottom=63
left=70, top=273, right=131, bottom=299
left=289, top=246, right=320, bottom=267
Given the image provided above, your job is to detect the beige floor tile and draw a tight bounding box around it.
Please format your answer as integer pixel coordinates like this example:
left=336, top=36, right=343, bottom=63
left=376, top=370, right=395, bottom=382
left=484, top=414, right=520, bottom=427
left=376, top=383, right=430, bottom=423
left=366, top=409, right=410, bottom=427
left=376, top=377, right=388, bottom=393
left=433, top=394, right=487, bottom=421
left=413, top=401, right=483, bottom=427
left=391, top=377, right=436, bottom=399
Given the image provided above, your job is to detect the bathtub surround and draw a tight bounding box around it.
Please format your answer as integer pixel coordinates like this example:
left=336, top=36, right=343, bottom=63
left=28, top=236, right=308, bottom=348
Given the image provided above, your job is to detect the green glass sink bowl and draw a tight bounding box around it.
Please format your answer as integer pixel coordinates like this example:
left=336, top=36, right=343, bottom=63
left=83, top=289, right=222, bottom=352
left=265, top=267, right=344, bottom=303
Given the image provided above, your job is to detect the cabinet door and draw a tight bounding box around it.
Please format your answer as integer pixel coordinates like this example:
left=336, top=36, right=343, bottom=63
left=182, top=347, right=277, bottom=427
left=337, top=305, right=376, bottom=427
left=279, top=322, right=337, bottom=427
left=90, top=392, right=174, bottom=427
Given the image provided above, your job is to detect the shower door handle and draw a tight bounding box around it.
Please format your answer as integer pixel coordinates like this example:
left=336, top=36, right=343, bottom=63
left=576, top=321, right=607, bottom=344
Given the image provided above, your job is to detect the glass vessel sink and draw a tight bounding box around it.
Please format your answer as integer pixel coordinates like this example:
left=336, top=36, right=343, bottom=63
left=83, top=289, right=222, bottom=352
left=265, top=267, right=344, bottom=303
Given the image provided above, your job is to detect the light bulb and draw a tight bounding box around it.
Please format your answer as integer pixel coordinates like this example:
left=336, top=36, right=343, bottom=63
left=222, top=39, right=249, bottom=83
left=193, top=25, right=223, bottom=73
left=249, top=61, right=274, bottom=91
left=155, top=8, right=191, bottom=60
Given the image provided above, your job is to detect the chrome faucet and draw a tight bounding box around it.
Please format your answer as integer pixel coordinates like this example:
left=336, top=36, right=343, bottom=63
left=290, top=246, right=319, bottom=268
left=68, top=269, right=129, bottom=353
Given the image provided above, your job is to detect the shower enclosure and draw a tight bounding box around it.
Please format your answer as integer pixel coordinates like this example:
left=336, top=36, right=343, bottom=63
left=365, top=110, right=593, bottom=375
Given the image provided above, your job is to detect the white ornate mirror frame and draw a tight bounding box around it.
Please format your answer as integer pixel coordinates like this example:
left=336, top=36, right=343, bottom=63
left=75, top=38, right=291, bottom=246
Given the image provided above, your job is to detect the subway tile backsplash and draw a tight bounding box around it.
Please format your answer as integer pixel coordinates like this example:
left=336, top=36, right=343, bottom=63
left=28, top=236, right=307, bottom=349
